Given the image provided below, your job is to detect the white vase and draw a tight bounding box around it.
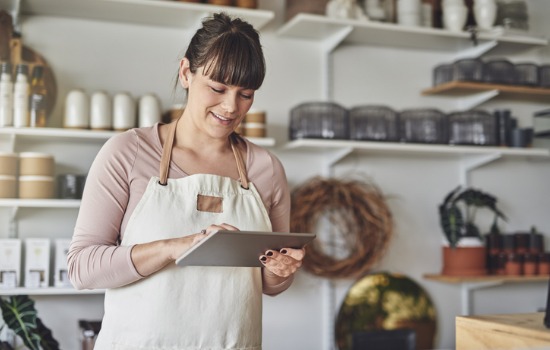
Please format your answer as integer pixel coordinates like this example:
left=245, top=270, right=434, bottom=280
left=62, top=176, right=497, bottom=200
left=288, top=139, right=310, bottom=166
left=443, top=4, right=468, bottom=32
left=474, top=1, right=497, bottom=31
left=90, top=91, right=112, bottom=130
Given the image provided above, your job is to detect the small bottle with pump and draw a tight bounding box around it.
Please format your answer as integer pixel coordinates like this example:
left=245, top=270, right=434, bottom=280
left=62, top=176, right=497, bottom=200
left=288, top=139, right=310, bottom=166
left=0, top=62, right=13, bottom=127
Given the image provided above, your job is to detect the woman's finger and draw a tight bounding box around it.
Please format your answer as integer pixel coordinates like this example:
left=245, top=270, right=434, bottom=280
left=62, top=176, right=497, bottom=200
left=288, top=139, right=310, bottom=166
left=279, top=247, right=305, bottom=261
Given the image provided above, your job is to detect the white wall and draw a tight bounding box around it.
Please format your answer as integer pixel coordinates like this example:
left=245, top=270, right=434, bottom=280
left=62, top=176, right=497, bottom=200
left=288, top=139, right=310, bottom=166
left=2, top=0, right=550, bottom=349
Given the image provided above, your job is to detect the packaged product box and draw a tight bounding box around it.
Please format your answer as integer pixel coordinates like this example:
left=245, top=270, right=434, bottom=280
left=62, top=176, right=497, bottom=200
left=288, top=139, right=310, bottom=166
left=0, top=239, right=22, bottom=288
left=24, top=238, right=50, bottom=288
left=54, top=239, right=72, bottom=287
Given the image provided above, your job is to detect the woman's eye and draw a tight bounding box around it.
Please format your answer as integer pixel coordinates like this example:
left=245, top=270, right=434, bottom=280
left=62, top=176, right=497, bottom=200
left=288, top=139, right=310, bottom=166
left=240, top=94, right=253, bottom=100
left=211, top=87, right=224, bottom=94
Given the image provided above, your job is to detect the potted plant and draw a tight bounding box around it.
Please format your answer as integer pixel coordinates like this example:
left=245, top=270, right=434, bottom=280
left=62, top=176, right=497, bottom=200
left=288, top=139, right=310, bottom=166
left=0, top=295, right=60, bottom=350
left=438, top=186, right=507, bottom=276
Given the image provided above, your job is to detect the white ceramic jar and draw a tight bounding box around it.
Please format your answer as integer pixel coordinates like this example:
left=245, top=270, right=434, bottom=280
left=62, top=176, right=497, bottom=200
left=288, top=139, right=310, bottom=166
left=138, top=94, right=161, bottom=128
left=474, top=0, right=497, bottom=30
left=90, top=91, right=112, bottom=130
left=113, top=92, right=136, bottom=131
left=64, top=89, right=90, bottom=129
left=443, top=3, right=468, bottom=32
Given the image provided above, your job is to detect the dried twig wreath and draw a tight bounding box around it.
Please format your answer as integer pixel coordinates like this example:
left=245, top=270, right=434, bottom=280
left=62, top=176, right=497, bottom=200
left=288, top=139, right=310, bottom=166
left=290, top=176, right=393, bottom=278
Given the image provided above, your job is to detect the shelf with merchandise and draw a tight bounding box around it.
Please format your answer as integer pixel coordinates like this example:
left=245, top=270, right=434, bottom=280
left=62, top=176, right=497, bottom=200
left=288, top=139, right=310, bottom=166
left=277, top=13, right=548, bottom=53
left=0, top=287, right=105, bottom=296
left=21, top=0, right=274, bottom=31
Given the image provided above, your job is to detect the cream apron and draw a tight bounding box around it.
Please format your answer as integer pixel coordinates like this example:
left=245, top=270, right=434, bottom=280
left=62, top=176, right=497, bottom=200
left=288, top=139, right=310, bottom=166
left=94, top=120, right=272, bottom=350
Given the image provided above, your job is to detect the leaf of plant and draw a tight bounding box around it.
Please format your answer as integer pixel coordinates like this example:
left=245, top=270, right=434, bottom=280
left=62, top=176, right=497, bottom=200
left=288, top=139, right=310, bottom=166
left=0, top=296, right=40, bottom=350
left=36, top=317, right=60, bottom=350
left=0, top=341, right=14, bottom=350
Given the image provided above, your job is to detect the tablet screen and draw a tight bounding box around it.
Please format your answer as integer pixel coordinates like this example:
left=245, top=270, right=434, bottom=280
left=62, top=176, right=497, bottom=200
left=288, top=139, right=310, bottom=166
left=175, top=230, right=316, bottom=267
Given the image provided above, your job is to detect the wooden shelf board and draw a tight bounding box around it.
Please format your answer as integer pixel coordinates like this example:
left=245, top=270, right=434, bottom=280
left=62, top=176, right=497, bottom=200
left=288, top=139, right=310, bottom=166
left=423, top=273, right=549, bottom=284
left=422, top=81, right=550, bottom=98
left=22, top=0, right=274, bottom=30
left=284, top=139, right=550, bottom=158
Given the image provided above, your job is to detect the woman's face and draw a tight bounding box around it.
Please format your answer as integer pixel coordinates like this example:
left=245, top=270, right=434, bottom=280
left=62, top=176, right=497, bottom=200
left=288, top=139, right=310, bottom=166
left=181, top=59, right=255, bottom=139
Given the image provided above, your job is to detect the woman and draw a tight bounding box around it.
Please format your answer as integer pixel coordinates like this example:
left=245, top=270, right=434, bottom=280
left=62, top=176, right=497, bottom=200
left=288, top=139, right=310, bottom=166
left=68, top=12, right=304, bottom=350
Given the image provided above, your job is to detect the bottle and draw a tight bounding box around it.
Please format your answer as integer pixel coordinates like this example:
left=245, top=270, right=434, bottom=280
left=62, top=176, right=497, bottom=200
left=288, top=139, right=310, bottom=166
left=13, top=63, right=30, bottom=128
left=0, top=62, right=13, bottom=127
left=29, top=65, right=48, bottom=127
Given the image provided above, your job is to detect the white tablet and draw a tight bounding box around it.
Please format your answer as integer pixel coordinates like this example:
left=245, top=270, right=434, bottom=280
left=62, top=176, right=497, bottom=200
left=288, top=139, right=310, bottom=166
left=175, top=230, right=316, bottom=267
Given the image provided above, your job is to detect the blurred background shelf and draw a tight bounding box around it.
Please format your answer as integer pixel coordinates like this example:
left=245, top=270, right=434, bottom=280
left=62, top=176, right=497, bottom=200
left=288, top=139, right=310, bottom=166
left=277, top=13, right=548, bottom=52
left=0, top=287, right=105, bottom=296
left=21, top=0, right=274, bottom=30
left=423, top=81, right=550, bottom=100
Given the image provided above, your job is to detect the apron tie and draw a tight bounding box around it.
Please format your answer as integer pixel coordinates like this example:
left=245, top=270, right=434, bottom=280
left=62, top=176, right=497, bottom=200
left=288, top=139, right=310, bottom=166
left=158, top=118, right=249, bottom=189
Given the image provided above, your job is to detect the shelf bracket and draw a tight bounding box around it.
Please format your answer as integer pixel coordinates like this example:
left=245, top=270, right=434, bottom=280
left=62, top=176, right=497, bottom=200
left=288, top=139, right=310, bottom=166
left=9, top=207, right=18, bottom=239
left=323, top=147, right=354, bottom=176
left=459, top=153, right=502, bottom=186
left=453, top=40, right=498, bottom=61
left=321, top=25, right=353, bottom=100
left=456, top=89, right=500, bottom=111
left=460, top=280, right=504, bottom=315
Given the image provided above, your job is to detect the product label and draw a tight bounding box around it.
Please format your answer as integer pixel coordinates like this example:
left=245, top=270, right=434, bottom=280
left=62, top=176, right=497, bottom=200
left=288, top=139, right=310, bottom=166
left=30, top=93, right=46, bottom=111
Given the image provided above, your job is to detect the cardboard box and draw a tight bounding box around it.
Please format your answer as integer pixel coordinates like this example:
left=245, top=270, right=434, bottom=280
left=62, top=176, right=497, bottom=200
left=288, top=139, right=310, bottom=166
left=54, top=239, right=72, bottom=287
left=24, top=238, right=50, bottom=288
left=0, top=239, right=22, bottom=288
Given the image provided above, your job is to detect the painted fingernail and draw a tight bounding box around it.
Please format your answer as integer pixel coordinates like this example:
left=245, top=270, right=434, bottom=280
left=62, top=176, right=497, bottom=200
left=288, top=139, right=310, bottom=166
left=266, top=251, right=274, bottom=257
left=260, top=256, right=267, bottom=262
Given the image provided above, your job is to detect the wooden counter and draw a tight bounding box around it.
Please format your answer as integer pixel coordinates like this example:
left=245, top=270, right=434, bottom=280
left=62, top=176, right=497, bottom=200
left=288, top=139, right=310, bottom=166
left=456, top=313, right=550, bottom=349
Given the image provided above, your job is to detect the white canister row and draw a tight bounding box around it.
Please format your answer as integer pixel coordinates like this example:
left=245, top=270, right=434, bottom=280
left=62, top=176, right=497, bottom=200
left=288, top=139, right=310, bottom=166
left=64, top=90, right=162, bottom=131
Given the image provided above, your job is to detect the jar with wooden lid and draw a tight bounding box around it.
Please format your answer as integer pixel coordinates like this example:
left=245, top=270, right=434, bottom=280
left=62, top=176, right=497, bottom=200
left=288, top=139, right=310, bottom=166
left=235, top=0, right=257, bottom=8
left=19, top=152, right=54, bottom=176
left=19, top=175, right=54, bottom=199
left=0, top=152, right=18, bottom=176
left=244, top=109, right=266, bottom=137
left=0, top=175, right=17, bottom=198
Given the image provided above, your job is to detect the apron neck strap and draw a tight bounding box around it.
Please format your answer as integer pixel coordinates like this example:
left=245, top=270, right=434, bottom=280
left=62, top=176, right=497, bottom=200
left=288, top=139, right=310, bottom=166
left=158, top=118, right=249, bottom=189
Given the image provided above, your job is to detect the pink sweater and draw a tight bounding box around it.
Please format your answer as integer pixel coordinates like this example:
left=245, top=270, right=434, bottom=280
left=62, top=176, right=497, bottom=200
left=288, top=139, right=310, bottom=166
left=68, top=124, right=290, bottom=290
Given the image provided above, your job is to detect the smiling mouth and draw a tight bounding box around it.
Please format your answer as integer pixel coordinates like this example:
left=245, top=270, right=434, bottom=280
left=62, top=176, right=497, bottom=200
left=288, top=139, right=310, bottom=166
left=211, top=112, right=234, bottom=126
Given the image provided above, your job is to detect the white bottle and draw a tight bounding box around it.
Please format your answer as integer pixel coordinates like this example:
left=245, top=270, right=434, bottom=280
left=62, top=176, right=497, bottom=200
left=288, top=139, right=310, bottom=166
left=138, top=94, right=161, bottom=128
left=0, top=63, right=13, bottom=127
left=13, top=64, right=30, bottom=128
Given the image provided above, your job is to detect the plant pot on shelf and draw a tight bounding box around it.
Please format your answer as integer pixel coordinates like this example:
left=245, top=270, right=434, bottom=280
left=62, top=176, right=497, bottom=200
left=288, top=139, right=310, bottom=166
left=442, top=244, right=487, bottom=276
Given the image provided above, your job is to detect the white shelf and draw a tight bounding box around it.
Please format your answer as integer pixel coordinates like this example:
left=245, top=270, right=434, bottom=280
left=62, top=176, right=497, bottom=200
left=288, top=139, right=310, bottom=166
left=0, top=127, right=118, bottom=142
left=0, top=127, right=275, bottom=146
left=0, top=287, right=105, bottom=296
left=285, top=139, right=550, bottom=158
left=21, top=0, right=274, bottom=31
left=0, top=199, right=81, bottom=208
left=277, top=14, right=548, bottom=53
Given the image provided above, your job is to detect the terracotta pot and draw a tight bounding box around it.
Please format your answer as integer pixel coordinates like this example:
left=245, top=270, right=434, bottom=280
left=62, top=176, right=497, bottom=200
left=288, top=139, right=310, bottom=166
left=442, top=246, right=487, bottom=276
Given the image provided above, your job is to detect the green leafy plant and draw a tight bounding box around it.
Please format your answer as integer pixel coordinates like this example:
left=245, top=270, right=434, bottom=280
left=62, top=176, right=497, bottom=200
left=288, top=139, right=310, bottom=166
left=0, top=295, right=60, bottom=350
left=438, top=186, right=507, bottom=248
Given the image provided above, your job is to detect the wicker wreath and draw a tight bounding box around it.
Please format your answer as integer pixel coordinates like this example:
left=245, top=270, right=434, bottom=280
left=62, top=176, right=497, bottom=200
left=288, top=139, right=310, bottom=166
left=290, top=176, right=393, bottom=278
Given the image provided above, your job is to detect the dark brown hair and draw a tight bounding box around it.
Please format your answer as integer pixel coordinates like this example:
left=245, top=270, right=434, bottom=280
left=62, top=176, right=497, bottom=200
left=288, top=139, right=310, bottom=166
left=184, top=12, right=265, bottom=90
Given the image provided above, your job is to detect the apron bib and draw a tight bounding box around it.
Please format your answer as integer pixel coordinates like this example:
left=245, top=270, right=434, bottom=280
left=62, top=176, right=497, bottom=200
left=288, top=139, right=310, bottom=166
left=94, top=121, right=272, bottom=350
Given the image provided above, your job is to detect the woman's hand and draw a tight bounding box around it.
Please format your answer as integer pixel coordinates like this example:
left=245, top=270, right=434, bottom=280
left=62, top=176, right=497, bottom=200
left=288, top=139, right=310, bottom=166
left=259, top=247, right=305, bottom=278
